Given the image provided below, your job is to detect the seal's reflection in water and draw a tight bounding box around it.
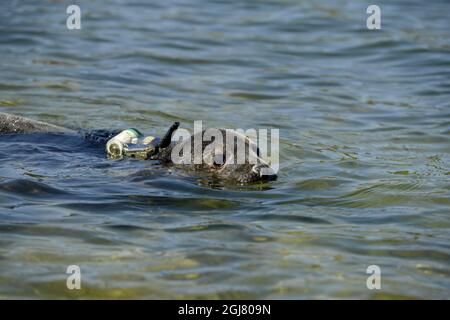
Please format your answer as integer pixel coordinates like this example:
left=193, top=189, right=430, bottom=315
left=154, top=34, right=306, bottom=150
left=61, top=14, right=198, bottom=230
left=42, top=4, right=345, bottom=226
left=132, top=168, right=275, bottom=191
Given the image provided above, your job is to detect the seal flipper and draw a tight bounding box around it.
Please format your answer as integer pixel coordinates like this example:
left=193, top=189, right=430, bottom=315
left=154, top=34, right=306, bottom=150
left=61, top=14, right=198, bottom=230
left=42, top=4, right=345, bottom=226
left=157, top=122, right=180, bottom=149
left=151, top=122, right=180, bottom=163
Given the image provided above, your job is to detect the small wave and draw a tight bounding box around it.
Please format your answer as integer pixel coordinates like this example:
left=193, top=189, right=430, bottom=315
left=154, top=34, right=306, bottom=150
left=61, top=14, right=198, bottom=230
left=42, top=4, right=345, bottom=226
left=0, top=179, right=68, bottom=198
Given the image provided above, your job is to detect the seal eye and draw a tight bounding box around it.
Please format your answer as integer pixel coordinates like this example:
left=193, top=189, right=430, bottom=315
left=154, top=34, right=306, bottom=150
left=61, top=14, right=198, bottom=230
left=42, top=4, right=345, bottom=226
left=213, top=153, right=226, bottom=168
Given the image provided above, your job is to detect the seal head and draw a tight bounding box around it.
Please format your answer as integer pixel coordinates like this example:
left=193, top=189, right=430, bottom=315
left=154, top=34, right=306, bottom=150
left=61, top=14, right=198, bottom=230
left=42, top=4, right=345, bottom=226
left=156, top=129, right=277, bottom=184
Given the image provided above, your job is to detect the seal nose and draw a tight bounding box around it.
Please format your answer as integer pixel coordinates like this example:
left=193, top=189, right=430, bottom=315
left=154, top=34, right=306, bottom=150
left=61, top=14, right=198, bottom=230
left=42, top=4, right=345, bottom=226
left=252, top=164, right=277, bottom=180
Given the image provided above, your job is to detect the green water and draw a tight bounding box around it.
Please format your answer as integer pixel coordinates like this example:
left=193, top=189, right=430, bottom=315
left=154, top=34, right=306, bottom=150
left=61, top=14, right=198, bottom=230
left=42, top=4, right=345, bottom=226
left=0, top=0, right=449, bottom=299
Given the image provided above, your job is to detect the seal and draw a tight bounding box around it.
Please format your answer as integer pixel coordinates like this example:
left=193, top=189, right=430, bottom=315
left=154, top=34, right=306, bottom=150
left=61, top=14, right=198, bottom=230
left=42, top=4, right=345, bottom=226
left=156, top=129, right=276, bottom=183
left=0, top=112, right=74, bottom=135
left=0, top=112, right=277, bottom=184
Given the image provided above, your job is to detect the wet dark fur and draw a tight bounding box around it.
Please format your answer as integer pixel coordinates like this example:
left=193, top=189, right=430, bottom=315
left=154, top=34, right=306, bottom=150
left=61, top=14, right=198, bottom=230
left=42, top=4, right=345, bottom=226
left=0, top=112, right=73, bottom=134
left=0, top=113, right=276, bottom=184
left=156, top=129, right=276, bottom=184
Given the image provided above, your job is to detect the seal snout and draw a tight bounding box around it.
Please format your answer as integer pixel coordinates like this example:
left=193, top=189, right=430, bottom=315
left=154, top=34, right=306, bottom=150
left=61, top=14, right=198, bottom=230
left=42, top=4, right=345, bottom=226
left=251, top=163, right=277, bottom=181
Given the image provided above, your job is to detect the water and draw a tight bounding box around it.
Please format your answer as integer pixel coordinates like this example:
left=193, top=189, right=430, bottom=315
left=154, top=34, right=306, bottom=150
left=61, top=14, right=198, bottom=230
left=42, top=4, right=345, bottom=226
left=0, top=0, right=449, bottom=299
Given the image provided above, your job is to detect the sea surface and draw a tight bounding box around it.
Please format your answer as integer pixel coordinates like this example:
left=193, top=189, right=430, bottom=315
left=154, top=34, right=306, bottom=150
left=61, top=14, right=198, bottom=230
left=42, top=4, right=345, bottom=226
left=0, top=0, right=449, bottom=299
